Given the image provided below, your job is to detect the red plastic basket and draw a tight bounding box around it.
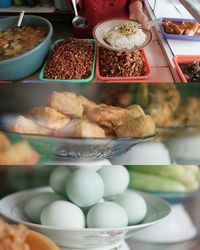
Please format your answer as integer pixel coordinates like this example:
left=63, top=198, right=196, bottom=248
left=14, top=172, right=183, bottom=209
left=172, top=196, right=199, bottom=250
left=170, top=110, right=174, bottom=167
left=173, top=55, right=200, bottom=83
left=96, top=47, right=151, bottom=83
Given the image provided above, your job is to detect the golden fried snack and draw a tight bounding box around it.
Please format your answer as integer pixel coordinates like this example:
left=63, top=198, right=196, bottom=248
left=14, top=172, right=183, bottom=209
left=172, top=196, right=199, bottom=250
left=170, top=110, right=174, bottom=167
left=12, top=116, right=51, bottom=135
left=162, top=21, right=184, bottom=35
left=183, top=22, right=200, bottom=35
left=0, top=140, right=40, bottom=165
left=99, top=86, right=133, bottom=108
left=0, top=131, right=10, bottom=151
left=145, top=102, right=173, bottom=126
left=136, top=84, right=180, bottom=112
left=78, top=95, right=97, bottom=108
left=127, top=105, right=145, bottom=118
left=54, top=117, right=106, bottom=138
left=114, top=115, right=156, bottom=137
left=175, top=97, right=200, bottom=126
left=48, top=91, right=84, bottom=118
left=86, top=104, right=129, bottom=128
left=101, top=126, right=116, bottom=137
left=135, top=84, right=180, bottom=126
left=28, top=107, right=70, bottom=130
left=0, top=218, right=30, bottom=250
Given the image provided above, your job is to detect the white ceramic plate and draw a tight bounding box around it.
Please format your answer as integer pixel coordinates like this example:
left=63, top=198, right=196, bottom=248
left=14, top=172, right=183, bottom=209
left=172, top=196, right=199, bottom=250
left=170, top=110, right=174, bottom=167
left=93, top=19, right=153, bottom=51
left=0, top=187, right=171, bottom=248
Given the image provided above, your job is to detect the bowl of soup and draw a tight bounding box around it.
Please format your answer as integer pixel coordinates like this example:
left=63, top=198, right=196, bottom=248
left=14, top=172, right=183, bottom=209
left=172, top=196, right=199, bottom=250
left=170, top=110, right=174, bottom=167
left=0, top=15, right=53, bottom=81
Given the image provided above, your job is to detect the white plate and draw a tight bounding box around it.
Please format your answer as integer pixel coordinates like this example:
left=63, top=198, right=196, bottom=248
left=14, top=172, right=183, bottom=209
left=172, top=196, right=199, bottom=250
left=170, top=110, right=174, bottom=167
left=93, top=19, right=153, bottom=51
left=0, top=187, right=171, bottom=248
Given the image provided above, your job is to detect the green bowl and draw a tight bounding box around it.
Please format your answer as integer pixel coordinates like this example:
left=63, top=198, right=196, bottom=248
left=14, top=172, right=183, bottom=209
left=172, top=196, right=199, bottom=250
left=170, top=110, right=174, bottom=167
left=39, top=39, right=96, bottom=83
left=0, top=15, right=53, bottom=81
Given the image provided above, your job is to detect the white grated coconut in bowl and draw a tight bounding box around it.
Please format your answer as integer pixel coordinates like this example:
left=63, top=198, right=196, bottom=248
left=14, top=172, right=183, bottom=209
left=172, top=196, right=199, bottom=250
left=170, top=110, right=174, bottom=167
left=104, top=22, right=147, bottom=50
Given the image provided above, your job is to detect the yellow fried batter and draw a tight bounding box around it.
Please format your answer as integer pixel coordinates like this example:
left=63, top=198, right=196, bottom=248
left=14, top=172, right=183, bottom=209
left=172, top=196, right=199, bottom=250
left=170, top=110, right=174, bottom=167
left=0, top=140, right=40, bottom=165
left=28, top=106, right=70, bottom=130
left=0, top=218, right=30, bottom=250
left=12, top=116, right=51, bottom=135
left=114, top=114, right=156, bottom=137
left=135, top=84, right=180, bottom=126
left=54, top=117, right=106, bottom=138
left=86, top=104, right=129, bottom=128
left=48, top=91, right=84, bottom=118
left=0, top=131, right=10, bottom=151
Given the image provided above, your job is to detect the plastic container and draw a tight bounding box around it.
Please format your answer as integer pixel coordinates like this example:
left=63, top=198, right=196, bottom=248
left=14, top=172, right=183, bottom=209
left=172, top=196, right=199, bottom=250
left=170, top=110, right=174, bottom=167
left=161, top=18, right=200, bottom=41
left=0, top=0, right=12, bottom=8
left=173, top=55, right=200, bottom=83
left=96, top=47, right=151, bottom=83
left=39, top=39, right=96, bottom=83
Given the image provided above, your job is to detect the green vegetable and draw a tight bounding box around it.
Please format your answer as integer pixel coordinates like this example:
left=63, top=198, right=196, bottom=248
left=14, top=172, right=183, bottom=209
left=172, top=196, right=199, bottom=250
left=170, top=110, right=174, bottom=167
left=129, top=172, right=186, bottom=193
left=127, top=165, right=200, bottom=191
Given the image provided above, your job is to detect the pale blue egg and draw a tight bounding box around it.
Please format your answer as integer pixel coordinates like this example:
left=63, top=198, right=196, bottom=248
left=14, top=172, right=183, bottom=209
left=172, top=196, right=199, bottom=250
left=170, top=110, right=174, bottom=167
left=41, top=200, right=85, bottom=229
left=114, top=190, right=147, bottom=225
left=87, top=201, right=128, bottom=228
left=66, top=169, right=104, bottom=207
left=24, top=192, right=62, bottom=224
left=99, top=165, right=129, bottom=198
left=49, top=166, right=71, bottom=195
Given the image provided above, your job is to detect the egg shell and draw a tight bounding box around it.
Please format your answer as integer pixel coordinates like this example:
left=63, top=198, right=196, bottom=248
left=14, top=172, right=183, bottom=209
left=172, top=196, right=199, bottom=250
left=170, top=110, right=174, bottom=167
left=68, top=165, right=103, bottom=171
left=49, top=166, right=71, bottom=195
left=114, top=190, right=147, bottom=225
left=66, top=169, right=104, bottom=207
left=65, top=159, right=111, bottom=171
left=87, top=201, right=128, bottom=228
left=41, top=200, right=85, bottom=229
left=82, top=198, right=105, bottom=215
left=99, top=165, right=129, bottom=198
left=24, top=192, right=62, bottom=224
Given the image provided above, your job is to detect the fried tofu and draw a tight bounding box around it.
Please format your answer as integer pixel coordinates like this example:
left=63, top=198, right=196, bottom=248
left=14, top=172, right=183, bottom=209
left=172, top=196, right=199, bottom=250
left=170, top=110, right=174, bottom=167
left=0, top=140, right=40, bottom=165
left=77, top=95, right=97, bottom=112
left=54, top=118, right=106, bottom=138
left=48, top=91, right=84, bottom=118
left=86, top=104, right=129, bottom=128
left=176, top=97, right=200, bottom=126
left=114, top=115, right=156, bottom=137
left=12, top=116, right=51, bottom=135
left=0, top=131, right=10, bottom=151
left=145, top=102, right=172, bottom=126
left=0, top=218, right=30, bottom=250
left=28, top=107, right=70, bottom=130
left=127, top=105, right=145, bottom=118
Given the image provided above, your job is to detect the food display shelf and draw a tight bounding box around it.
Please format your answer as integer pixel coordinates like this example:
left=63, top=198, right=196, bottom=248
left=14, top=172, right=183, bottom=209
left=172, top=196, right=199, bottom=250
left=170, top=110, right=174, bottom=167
left=0, top=1, right=199, bottom=83
left=0, top=21, right=175, bottom=84
left=146, top=0, right=200, bottom=83
left=0, top=6, right=56, bottom=14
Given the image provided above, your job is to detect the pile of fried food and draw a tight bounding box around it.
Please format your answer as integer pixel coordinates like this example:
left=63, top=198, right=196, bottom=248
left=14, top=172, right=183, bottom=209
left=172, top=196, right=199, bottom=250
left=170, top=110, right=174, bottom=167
left=101, top=84, right=200, bottom=128
left=162, top=20, right=200, bottom=36
left=11, top=91, right=156, bottom=138
left=43, top=38, right=94, bottom=80
left=0, top=131, right=39, bottom=165
left=132, top=84, right=200, bottom=128
left=99, top=47, right=145, bottom=77
left=0, top=218, right=30, bottom=250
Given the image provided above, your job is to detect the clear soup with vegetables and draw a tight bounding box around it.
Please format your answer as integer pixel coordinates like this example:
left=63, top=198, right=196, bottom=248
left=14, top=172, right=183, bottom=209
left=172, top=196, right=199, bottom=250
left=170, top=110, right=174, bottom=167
left=0, top=26, right=47, bottom=61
